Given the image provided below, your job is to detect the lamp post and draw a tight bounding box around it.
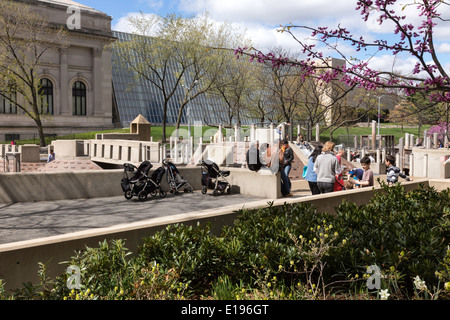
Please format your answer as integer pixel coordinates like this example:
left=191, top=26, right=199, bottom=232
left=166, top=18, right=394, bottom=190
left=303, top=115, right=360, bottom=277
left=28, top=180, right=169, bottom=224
left=367, top=94, right=386, bottom=136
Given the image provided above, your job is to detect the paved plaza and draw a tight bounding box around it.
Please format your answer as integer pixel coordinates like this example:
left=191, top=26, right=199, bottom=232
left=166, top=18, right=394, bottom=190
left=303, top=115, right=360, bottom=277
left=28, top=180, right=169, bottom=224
left=0, top=192, right=269, bottom=245
left=0, top=175, right=394, bottom=246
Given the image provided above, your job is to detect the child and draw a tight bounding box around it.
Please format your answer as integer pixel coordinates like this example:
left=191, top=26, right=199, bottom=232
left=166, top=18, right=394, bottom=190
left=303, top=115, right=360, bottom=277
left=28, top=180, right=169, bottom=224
left=347, top=156, right=373, bottom=188
left=357, top=156, right=374, bottom=188
left=385, top=155, right=410, bottom=186
left=347, top=168, right=364, bottom=186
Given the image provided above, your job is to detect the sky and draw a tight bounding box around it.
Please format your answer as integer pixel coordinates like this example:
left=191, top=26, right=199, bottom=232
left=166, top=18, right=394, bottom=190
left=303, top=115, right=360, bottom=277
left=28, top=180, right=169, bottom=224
left=79, top=0, right=450, bottom=77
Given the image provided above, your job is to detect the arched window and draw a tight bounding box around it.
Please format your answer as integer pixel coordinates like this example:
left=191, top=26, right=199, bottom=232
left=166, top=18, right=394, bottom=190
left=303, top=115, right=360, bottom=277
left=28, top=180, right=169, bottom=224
left=39, top=78, right=53, bottom=115
left=0, top=91, right=17, bottom=114
left=72, top=81, right=86, bottom=116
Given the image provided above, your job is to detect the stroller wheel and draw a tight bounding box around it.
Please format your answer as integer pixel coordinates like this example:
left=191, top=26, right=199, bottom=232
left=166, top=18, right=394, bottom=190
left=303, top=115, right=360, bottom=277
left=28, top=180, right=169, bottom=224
left=124, top=190, right=133, bottom=200
left=213, top=189, right=219, bottom=196
left=184, top=187, right=193, bottom=193
left=201, top=187, right=207, bottom=194
left=150, top=190, right=157, bottom=197
left=159, top=190, right=167, bottom=198
left=138, top=190, right=148, bottom=201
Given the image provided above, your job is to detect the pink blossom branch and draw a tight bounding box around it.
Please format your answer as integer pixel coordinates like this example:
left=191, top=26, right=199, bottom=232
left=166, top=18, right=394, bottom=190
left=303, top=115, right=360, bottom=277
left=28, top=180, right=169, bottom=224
left=235, top=0, right=450, bottom=103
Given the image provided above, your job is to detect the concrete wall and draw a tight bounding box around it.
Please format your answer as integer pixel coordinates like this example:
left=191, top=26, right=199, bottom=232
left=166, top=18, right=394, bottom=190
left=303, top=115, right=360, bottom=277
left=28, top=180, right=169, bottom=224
left=51, top=140, right=87, bottom=160
left=0, top=165, right=281, bottom=204
left=0, top=170, right=123, bottom=203
left=1, top=179, right=447, bottom=292
left=412, top=147, right=450, bottom=179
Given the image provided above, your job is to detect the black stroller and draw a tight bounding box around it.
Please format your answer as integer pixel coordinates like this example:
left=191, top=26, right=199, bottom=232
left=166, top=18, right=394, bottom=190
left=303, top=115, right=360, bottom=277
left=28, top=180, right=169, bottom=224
left=201, top=159, right=231, bottom=196
left=121, top=161, right=166, bottom=201
left=163, top=159, right=194, bottom=194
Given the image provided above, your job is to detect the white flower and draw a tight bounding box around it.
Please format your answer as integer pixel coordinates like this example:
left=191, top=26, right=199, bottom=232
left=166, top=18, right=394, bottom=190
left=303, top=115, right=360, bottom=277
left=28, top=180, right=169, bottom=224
left=380, top=289, right=390, bottom=300
left=413, top=276, right=427, bottom=292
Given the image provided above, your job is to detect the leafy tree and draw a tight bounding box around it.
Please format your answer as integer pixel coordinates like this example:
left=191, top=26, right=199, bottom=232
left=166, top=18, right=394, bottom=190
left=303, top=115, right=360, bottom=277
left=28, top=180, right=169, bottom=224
left=114, top=12, right=249, bottom=142
left=0, top=0, right=67, bottom=146
left=388, top=100, right=419, bottom=132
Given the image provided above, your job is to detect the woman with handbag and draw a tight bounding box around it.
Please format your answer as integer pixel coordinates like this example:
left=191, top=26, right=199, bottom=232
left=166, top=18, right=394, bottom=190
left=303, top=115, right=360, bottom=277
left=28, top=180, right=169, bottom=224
left=314, top=141, right=341, bottom=194
left=304, top=145, right=323, bottom=195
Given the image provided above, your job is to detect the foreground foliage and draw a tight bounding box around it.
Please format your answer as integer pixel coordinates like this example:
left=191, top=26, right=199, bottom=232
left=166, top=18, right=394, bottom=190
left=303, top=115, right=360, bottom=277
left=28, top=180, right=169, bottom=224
left=1, top=182, right=449, bottom=300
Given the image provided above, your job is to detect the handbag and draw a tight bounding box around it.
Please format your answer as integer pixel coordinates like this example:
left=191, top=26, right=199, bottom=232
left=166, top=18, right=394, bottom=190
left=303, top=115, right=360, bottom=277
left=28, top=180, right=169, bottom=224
left=302, top=166, right=308, bottom=178
left=334, top=175, right=345, bottom=191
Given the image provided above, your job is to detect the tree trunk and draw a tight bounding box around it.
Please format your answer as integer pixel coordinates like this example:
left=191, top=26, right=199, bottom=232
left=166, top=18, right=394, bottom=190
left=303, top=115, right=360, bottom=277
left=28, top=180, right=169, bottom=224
left=175, top=103, right=185, bottom=131
left=34, top=116, right=46, bottom=147
left=162, top=103, right=168, bottom=143
left=32, top=99, right=46, bottom=147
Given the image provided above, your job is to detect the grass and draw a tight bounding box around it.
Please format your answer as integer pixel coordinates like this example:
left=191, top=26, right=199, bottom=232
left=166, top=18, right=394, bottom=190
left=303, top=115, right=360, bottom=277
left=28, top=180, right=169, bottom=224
left=1, top=126, right=225, bottom=146
left=2, top=123, right=430, bottom=146
left=313, top=124, right=430, bottom=145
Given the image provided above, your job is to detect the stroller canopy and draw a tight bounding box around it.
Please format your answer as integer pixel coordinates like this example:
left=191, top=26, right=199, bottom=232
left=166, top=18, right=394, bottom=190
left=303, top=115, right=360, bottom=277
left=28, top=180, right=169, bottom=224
left=151, top=166, right=166, bottom=184
left=130, top=161, right=153, bottom=181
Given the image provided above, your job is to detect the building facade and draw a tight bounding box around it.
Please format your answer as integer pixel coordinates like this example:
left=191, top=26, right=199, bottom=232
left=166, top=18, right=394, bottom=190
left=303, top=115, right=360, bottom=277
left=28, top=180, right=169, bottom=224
left=0, top=0, right=115, bottom=142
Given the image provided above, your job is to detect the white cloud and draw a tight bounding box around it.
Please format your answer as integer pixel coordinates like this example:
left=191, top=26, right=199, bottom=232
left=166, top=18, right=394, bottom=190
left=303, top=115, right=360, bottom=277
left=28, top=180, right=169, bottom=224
left=113, top=0, right=450, bottom=72
left=112, top=12, right=161, bottom=34
left=438, top=43, right=450, bottom=54
left=112, top=13, right=140, bottom=33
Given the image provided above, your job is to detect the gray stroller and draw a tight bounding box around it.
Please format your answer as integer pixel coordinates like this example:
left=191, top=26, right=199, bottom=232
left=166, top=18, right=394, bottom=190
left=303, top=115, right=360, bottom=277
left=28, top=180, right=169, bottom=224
left=163, top=159, right=194, bottom=194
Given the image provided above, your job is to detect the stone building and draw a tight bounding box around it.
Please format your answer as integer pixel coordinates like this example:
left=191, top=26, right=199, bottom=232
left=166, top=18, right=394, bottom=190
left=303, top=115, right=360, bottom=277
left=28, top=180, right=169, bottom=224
left=0, top=0, right=115, bottom=141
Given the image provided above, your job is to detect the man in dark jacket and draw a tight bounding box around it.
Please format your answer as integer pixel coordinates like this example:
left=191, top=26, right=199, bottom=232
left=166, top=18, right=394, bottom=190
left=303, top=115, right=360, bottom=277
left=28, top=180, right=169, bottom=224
left=280, top=140, right=294, bottom=196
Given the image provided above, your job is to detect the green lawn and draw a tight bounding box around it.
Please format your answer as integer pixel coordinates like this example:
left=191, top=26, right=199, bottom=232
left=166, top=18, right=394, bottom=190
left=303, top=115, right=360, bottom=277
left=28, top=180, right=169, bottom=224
left=1, top=126, right=223, bottom=146
left=314, top=124, right=430, bottom=145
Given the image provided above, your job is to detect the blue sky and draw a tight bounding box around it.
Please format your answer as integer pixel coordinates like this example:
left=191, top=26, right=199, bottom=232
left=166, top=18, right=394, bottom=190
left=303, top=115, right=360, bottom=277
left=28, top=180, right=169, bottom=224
left=78, top=0, right=450, bottom=76
left=80, top=0, right=180, bottom=21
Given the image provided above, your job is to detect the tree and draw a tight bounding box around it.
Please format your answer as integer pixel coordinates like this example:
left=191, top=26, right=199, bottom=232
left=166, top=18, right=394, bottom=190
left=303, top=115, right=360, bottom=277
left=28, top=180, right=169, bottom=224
left=388, top=100, right=419, bottom=132
left=236, top=1, right=450, bottom=106
left=206, top=57, right=251, bottom=126
left=202, top=28, right=254, bottom=127
left=245, top=63, right=280, bottom=124
left=0, top=0, right=67, bottom=146
left=264, top=48, right=307, bottom=123
left=297, top=75, right=375, bottom=141
left=114, top=12, right=249, bottom=142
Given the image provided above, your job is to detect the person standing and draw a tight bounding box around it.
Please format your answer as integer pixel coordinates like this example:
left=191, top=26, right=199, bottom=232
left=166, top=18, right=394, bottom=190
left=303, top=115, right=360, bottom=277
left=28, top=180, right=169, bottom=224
left=314, top=141, right=341, bottom=194
left=280, top=140, right=294, bottom=197
left=304, top=145, right=323, bottom=195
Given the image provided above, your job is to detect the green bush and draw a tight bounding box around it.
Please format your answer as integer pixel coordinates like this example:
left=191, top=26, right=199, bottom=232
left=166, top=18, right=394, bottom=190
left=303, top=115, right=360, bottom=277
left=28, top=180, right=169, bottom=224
left=2, top=183, right=449, bottom=300
left=137, top=223, right=227, bottom=295
left=332, top=182, right=450, bottom=297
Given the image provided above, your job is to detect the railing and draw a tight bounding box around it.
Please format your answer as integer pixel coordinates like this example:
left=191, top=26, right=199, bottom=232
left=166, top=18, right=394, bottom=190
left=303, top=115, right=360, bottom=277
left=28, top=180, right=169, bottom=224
left=89, top=140, right=161, bottom=165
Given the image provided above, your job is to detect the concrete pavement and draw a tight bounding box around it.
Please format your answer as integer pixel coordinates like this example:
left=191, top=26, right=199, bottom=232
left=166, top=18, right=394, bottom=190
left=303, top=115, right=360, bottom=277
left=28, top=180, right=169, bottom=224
left=0, top=192, right=268, bottom=245
left=0, top=176, right=398, bottom=246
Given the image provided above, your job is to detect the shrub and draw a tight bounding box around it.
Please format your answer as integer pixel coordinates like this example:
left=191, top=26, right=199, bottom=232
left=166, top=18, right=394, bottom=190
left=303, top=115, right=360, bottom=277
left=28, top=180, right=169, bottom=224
left=137, top=223, right=226, bottom=295
left=2, top=182, right=449, bottom=300
left=332, top=182, right=450, bottom=297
